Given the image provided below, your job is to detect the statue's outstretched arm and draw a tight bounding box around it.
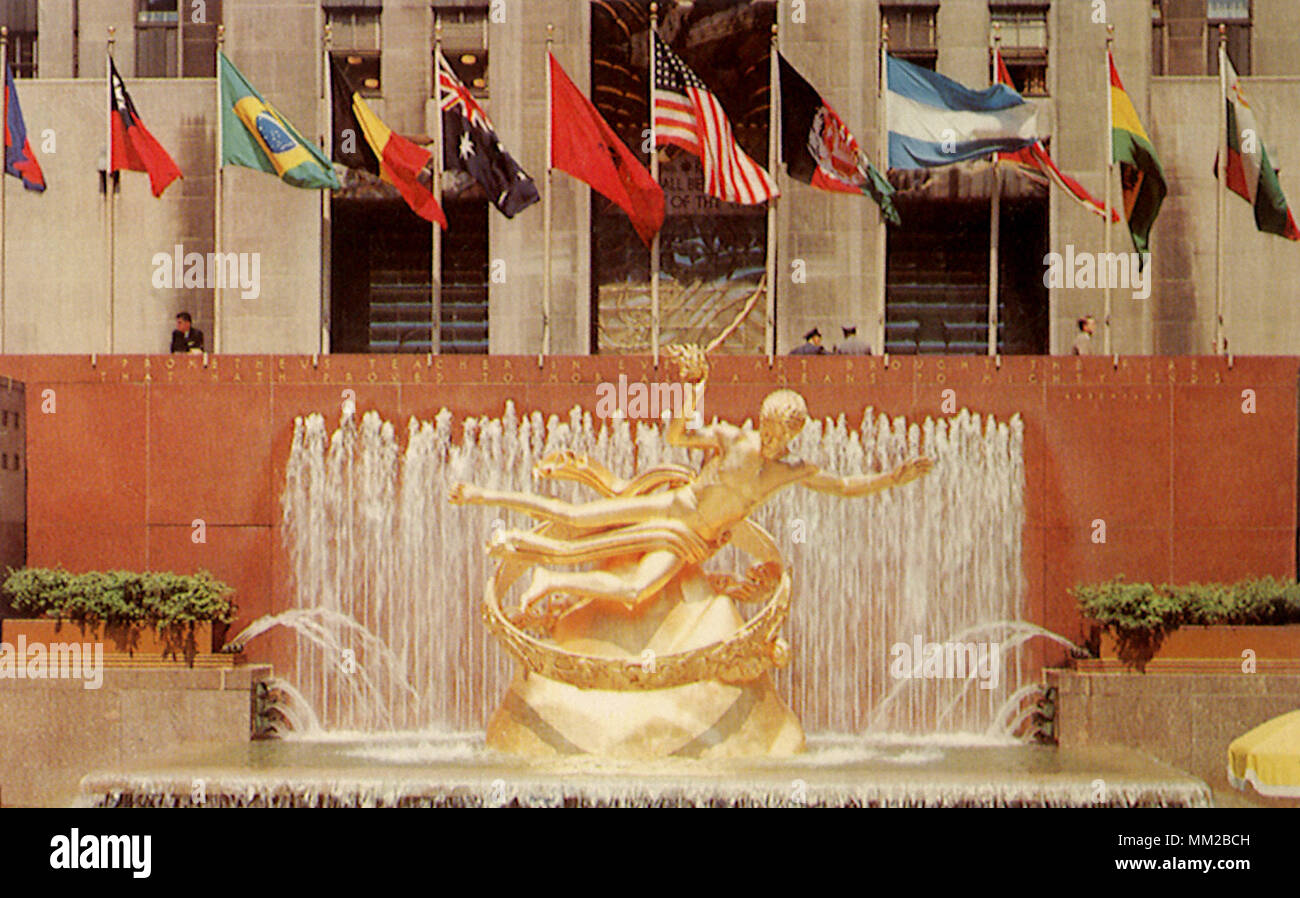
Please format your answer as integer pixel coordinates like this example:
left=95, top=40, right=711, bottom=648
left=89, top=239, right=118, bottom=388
left=799, top=457, right=934, bottom=498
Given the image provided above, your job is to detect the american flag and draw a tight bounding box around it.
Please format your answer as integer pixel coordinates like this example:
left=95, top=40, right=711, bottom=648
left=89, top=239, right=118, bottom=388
left=652, top=32, right=778, bottom=205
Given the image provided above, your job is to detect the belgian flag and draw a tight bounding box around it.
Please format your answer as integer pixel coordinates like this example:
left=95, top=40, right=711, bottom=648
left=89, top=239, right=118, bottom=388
left=329, top=56, right=445, bottom=227
left=220, top=52, right=339, bottom=190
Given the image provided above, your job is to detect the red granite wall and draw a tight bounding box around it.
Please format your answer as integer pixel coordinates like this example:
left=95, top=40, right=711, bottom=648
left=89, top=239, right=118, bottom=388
left=3, top=353, right=1294, bottom=682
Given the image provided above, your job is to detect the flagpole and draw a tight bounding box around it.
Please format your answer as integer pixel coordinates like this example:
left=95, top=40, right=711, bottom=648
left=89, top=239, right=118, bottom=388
left=988, top=26, right=1001, bottom=358
left=214, top=25, right=224, bottom=354
left=1215, top=24, right=1227, bottom=356
left=1, top=27, right=8, bottom=355
left=1102, top=25, right=1113, bottom=357
left=876, top=18, right=890, bottom=357
left=765, top=17, right=779, bottom=364
left=432, top=17, right=444, bottom=356
left=649, top=2, right=660, bottom=368
left=106, top=26, right=116, bottom=355
left=542, top=23, right=554, bottom=366
left=322, top=21, right=332, bottom=355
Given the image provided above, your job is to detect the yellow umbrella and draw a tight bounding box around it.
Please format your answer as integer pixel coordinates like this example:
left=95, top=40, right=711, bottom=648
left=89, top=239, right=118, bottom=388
left=1228, top=710, right=1300, bottom=798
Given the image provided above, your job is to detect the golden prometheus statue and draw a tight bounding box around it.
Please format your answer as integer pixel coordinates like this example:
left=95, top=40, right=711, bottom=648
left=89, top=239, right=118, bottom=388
left=450, top=342, right=932, bottom=759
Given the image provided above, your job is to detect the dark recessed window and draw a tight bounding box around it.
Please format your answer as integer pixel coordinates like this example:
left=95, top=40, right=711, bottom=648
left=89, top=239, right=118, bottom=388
left=883, top=4, right=939, bottom=70
left=992, top=4, right=1049, bottom=96
left=135, top=0, right=222, bottom=77
left=1153, top=0, right=1251, bottom=76
left=328, top=8, right=383, bottom=96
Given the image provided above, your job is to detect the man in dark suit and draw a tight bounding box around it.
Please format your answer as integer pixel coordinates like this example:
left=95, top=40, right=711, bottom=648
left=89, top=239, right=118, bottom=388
left=790, top=327, right=826, bottom=356
left=170, top=312, right=205, bottom=353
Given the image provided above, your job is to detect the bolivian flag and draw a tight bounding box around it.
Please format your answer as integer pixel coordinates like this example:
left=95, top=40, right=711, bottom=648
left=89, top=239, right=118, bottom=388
left=1109, top=53, right=1166, bottom=257
left=329, top=57, right=445, bottom=227
left=220, top=52, right=339, bottom=190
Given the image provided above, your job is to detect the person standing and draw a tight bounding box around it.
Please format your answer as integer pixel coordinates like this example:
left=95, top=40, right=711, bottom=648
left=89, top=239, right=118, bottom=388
left=790, top=328, right=826, bottom=356
left=1072, top=316, right=1095, bottom=355
left=834, top=325, right=871, bottom=355
left=170, top=312, right=205, bottom=353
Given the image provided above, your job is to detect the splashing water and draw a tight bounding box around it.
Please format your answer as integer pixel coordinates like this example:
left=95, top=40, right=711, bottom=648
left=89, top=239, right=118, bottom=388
left=270, top=402, right=1035, bottom=736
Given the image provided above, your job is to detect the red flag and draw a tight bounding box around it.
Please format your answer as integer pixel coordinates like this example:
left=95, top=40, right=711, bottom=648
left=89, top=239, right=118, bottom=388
left=550, top=53, right=663, bottom=246
left=995, top=51, right=1117, bottom=223
left=110, top=58, right=182, bottom=197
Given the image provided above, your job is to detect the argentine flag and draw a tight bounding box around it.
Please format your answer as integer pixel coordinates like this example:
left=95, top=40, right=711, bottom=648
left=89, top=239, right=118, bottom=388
left=887, top=55, right=1039, bottom=170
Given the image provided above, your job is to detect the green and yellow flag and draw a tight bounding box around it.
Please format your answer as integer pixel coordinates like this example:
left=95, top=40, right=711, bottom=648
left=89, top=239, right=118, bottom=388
left=220, top=52, right=339, bottom=189
left=1109, top=52, right=1166, bottom=257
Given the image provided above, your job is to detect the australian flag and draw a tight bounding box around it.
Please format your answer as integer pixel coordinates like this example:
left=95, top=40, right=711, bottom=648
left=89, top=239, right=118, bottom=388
left=4, top=63, right=45, bottom=191
left=437, top=52, right=538, bottom=218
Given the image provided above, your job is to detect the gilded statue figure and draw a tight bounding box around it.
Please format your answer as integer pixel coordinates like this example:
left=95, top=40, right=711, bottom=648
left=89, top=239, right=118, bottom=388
left=450, top=345, right=932, bottom=758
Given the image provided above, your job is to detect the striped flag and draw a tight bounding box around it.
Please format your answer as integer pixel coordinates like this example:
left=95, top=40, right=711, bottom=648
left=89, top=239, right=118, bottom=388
left=652, top=32, right=777, bottom=205
left=1109, top=52, right=1166, bottom=257
left=1218, top=48, right=1299, bottom=241
left=887, top=53, right=1037, bottom=169
left=994, top=51, right=1117, bottom=223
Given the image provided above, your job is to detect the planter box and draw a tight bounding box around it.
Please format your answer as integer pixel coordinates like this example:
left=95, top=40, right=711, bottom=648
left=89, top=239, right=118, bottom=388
left=0, top=619, right=231, bottom=668
left=1084, top=625, right=1300, bottom=672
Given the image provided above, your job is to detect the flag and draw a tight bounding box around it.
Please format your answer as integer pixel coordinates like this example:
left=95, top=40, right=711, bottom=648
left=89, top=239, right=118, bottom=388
left=994, top=51, right=1116, bottom=223
left=4, top=63, right=44, bottom=191
left=777, top=53, right=897, bottom=224
left=653, top=32, right=778, bottom=205
left=886, top=53, right=1037, bottom=169
left=1109, top=52, right=1166, bottom=257
left=437, top=52, right=538, bottom=217
left=330, top=57, right=445, bottom=228
left=220, top=52, right=339, bottom=190
left=549, top=52, right=663, bottom=246
left=109, top=57, right=182, bottom=197
left=1217, top=49, right=1299, bottom=241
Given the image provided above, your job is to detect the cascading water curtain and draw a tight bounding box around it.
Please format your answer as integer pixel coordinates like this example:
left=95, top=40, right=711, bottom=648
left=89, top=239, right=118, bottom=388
left=280, top=404, right=1024, bottom=736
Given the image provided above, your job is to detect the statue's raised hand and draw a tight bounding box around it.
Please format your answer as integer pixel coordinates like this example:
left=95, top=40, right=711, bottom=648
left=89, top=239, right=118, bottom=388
left=665, top=343, right=709, bottom=384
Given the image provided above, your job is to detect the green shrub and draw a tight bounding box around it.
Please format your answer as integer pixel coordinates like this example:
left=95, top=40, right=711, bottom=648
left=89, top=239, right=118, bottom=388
left=2, top=568, right=236, bottom=629
left=1073, top=576, right=1300, bottom=671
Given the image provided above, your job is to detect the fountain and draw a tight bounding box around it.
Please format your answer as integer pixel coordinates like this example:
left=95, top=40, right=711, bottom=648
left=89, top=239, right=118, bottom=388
left=74, top=346, right=1214, bottom=806
left=270, top=350, right=1027, bottom=740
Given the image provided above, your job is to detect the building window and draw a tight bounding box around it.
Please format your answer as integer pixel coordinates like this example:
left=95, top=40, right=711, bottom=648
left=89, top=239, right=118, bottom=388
left=1153, top=0, right=1250, bottom=76
left=883, top=4, right=938, bottom=69
left=135, top=0, right=222, bottom=77
left=328, top=7, right=383, bottom=96
left=1207, top=0, right=1250, bottom=75
left=1152, top=0, right=1166, bottom=75
left=6, top=30, right=36, bottom=78
left=992, top=4, right=1048, bottom=96
left=434, top=4, right=488, bottom=98
left=2, top=0, right=38, bottom=77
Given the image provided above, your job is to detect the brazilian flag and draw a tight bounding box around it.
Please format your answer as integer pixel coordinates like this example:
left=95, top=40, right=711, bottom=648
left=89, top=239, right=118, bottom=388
left=220, top=52, right=339, bottom=189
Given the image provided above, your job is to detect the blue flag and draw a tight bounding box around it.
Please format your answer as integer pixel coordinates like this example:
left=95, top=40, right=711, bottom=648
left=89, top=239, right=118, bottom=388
left=437, top=52, right=537, bottom=218
left=886, top=55, right=1039, bottom=170
left=4, top=63, right=45, bottom=191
